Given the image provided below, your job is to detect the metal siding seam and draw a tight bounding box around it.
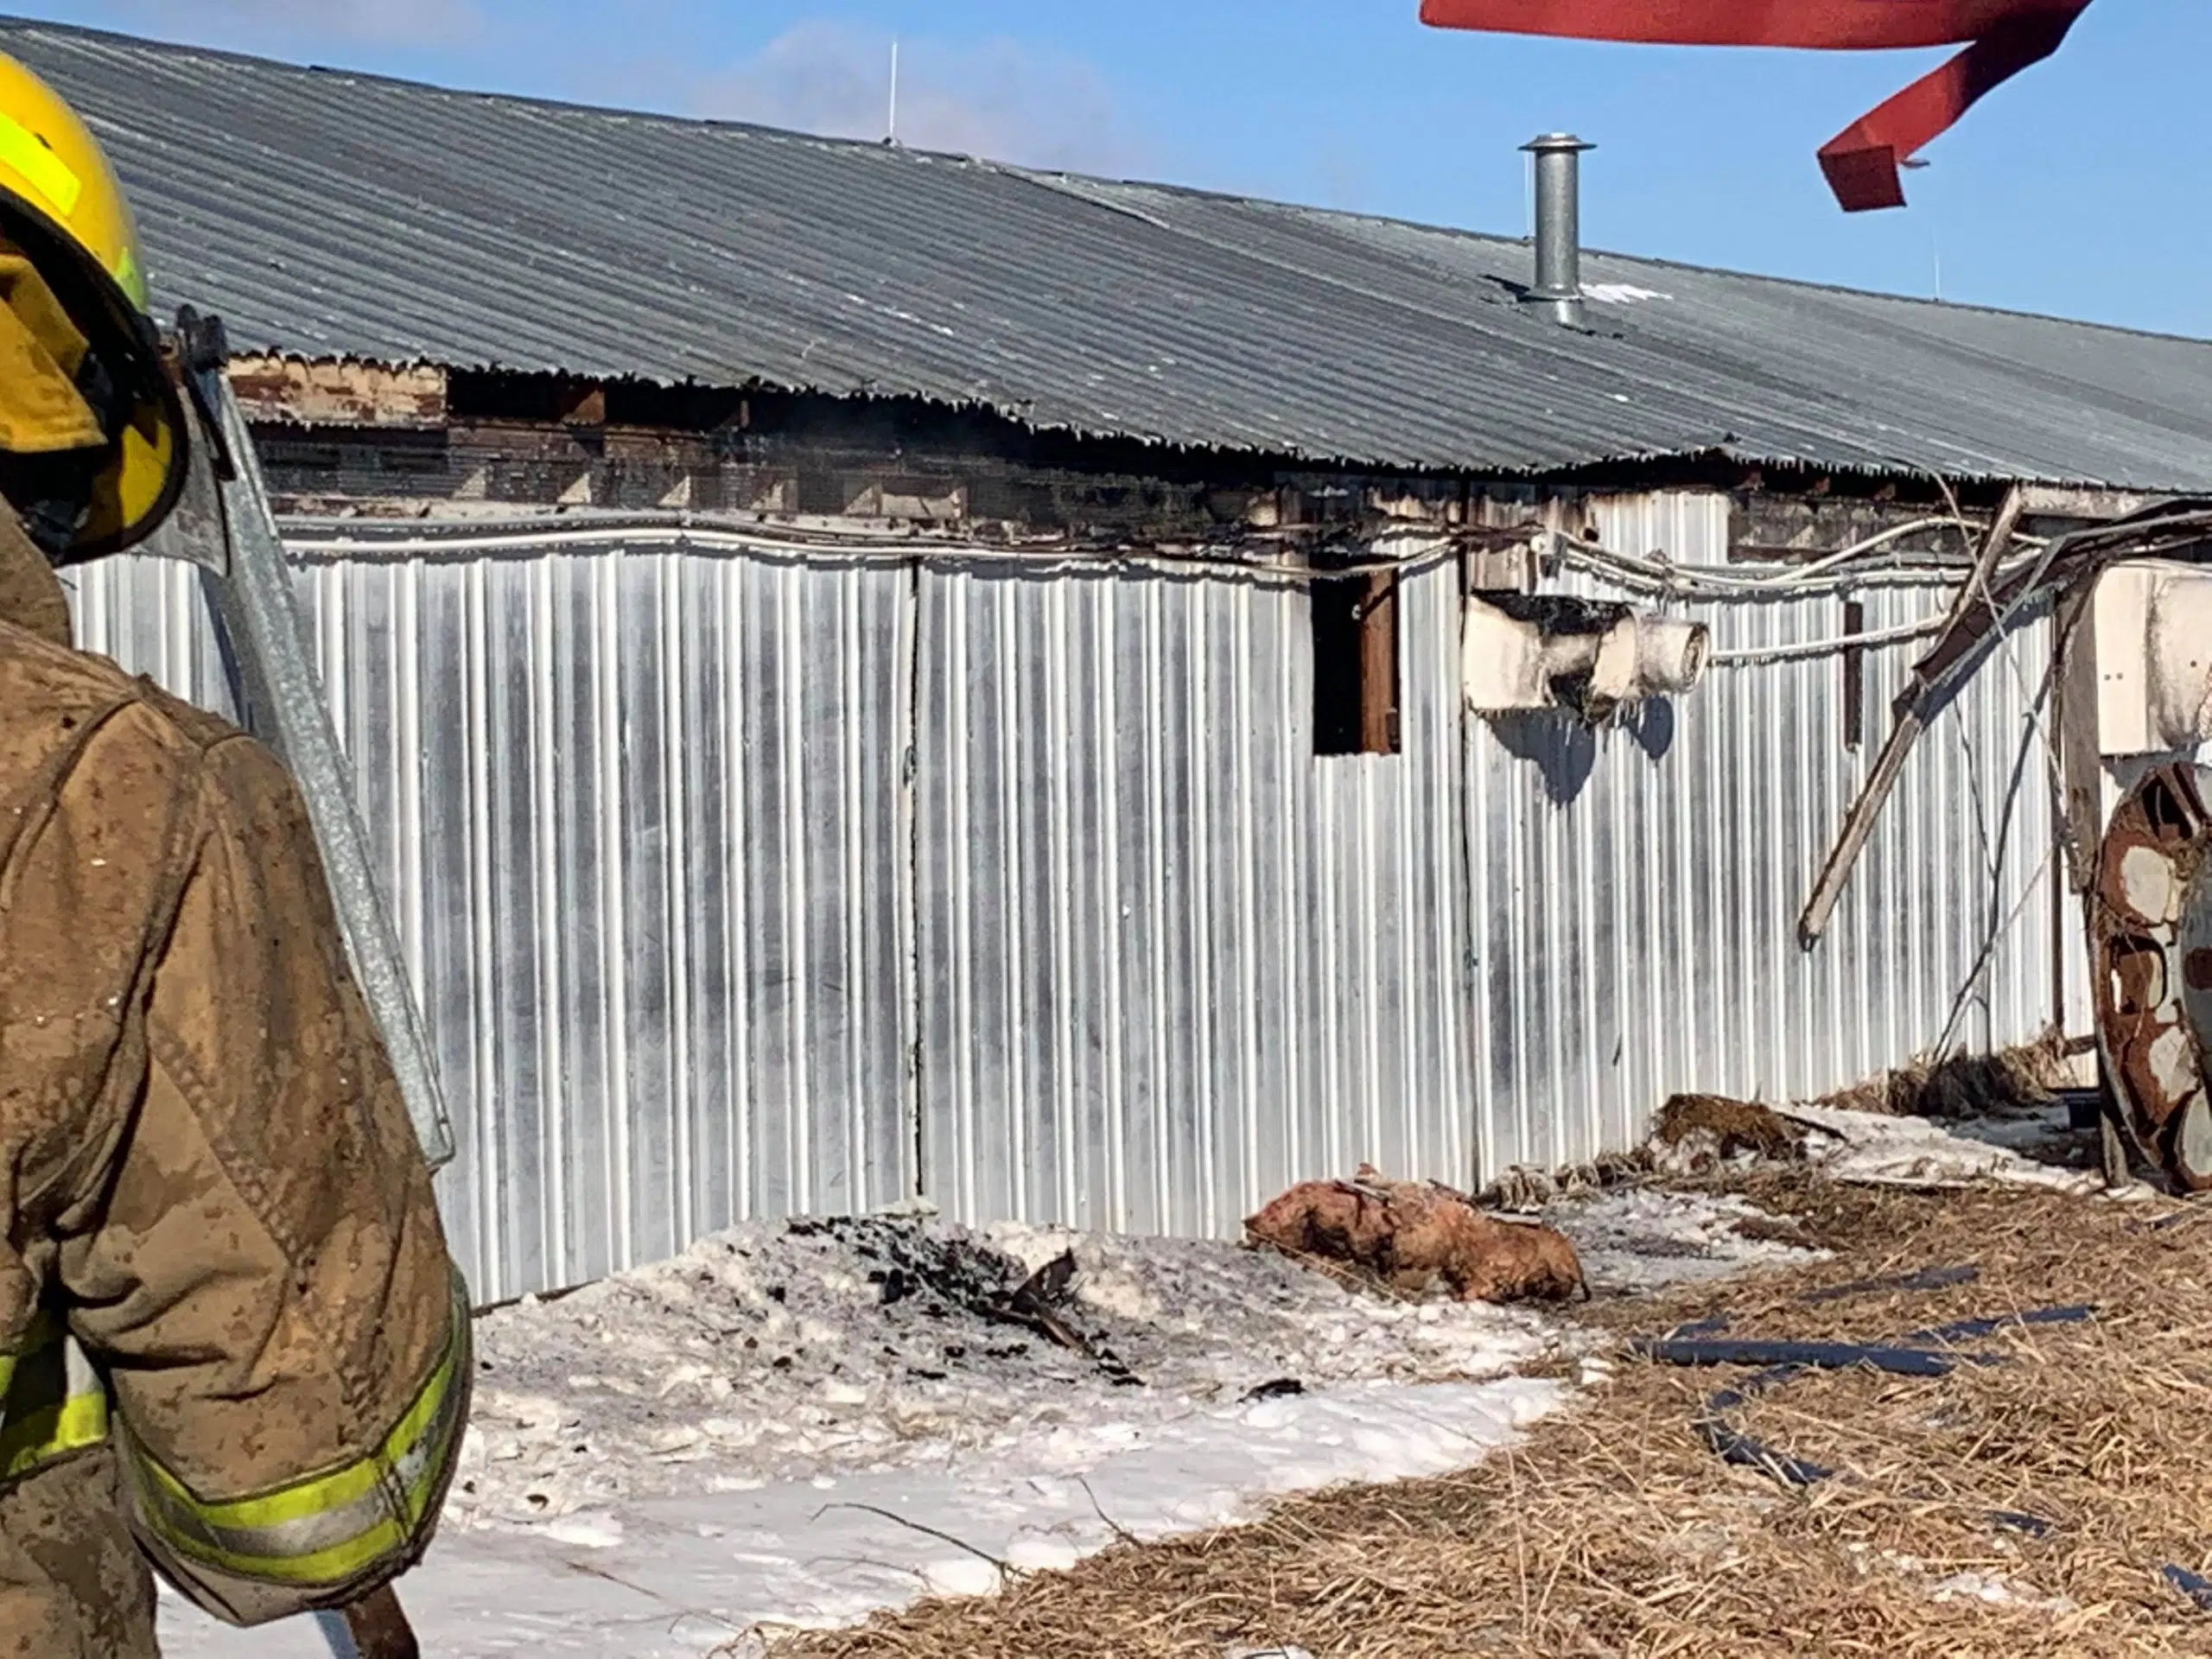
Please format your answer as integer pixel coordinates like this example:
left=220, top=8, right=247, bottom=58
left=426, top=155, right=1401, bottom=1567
left=1410, top=571, right=1438, bottom=1174
left=395, top=562, right=432, bottom=1203
left=944, top=571, right=977, bottom=1223
left=1232, top=583, right=1263, bottom=1219
left=1461, top=609, right=1495, bottom=1184
left=1913, top=675, right=1940, bottom=1058
left=460, top=559, right=503, bottom=1295
left=1774, top=603, right=1803, bottom=1098
left=774, top=563, right=804, bottom=1216
left=319, top=561, right=348, bottom=746
left=995, top=576, right=1029, bottom=1221
left=479, top=560, right=526, bottom=1294
left=660, top=554, right=695, bottom=1249
left=1664, top=596, right=1694, bottom=1121
left=1577, top=708, right=1603, bottom=1165
left=720, top=558, right=753, bottom=1222
left=1044, top=578, right=1078, bottom=1222
left=1822, top=593, right=1858, bottom=1092
left=838, top=564, right=867, bottom=1213
left=894, top=556, right=923, bottom=1207
left=527, top=556, right=567, bottom=1289
left=1274, top=591, right=1307, bottom=1188
left=1608, top=655, right=1637, bottom=1156
left=1391, top=588, right=1421, bottom=1178
left=1141, top=579, right=1171, bottom=1234
left=1367, top=753, right=1389, bottom=1164
left=1437, top=566, right=1470, bottom=1181
left=1981, top=637, right=2017, bottom=1052
left=1686, top=585, right=1716, bottom=1103
left=1189, top=584, right=1218, bottom=1236
left=594, top=554, right=631, bottom=1273
left=1315, top=727, right=1344, bottom=1175
left=66, top=562, right=105, bottom=660
left=1096, top=582, right=1128, bottom=1230
left=1503, top=722, right=1532, bottom=1172
left=1729, top=602, right=1758, bottom=1099
left=1539, top=729, right=1567, bottom=1165
left=1418, top=571, right=1451, bottom=1179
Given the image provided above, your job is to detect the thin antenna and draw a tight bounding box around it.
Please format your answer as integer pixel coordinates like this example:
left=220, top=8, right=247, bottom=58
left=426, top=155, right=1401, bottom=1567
left=887, top=40, right=900, bottom=145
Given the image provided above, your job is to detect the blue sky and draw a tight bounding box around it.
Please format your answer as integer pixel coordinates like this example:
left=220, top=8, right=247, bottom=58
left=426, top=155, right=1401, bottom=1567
left=10, top=0, right=2200, bottom=336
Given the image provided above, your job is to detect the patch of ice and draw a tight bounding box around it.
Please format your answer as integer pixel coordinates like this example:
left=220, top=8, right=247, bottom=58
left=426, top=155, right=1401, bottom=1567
left=1788, top=1104, right=2101, bottom=1194
left=1550, top=1185, right=1824, bottom=1293
left=544, top=1512, right=624, bottom=1550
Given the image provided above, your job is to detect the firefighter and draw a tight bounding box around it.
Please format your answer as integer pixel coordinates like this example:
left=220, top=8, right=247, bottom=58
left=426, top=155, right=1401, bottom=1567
left=0, top=50, right=469, bottom=1656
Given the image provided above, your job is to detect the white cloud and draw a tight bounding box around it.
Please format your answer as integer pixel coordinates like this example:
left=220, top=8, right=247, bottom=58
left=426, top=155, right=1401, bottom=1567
left=102, top=0, right=483, bottom=48
left=693, top=22, right=1149, bottom=177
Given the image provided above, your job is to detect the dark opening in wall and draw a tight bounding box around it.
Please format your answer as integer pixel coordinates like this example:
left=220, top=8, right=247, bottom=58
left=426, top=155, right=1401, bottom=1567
left=1313, top=567, right=1401, bottom=757
left=1842, top=598, right=1867, bottom=751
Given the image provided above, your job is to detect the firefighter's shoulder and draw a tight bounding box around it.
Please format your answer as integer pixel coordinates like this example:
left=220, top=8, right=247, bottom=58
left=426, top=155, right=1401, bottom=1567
left=0, top=621, right=265, bottom=813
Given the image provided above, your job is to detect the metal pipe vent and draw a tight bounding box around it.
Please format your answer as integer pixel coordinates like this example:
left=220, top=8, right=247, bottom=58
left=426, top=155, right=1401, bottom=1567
left=1522, top=133, right=1594, bottom=327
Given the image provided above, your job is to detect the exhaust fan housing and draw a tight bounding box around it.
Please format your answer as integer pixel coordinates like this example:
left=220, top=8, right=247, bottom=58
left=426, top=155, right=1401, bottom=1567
left=2095, top=563, right=2212, bottom=758
left=1463, top=593, right=1710, bottom=722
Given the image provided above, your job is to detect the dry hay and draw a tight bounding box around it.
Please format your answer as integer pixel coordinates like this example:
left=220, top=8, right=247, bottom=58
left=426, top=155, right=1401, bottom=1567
left=1652, top=1094, right=1808, bottom=1167
left=1815, top=1028, right=2078, bottom=1122
left=774, top=1171, right=2212, bottom=1659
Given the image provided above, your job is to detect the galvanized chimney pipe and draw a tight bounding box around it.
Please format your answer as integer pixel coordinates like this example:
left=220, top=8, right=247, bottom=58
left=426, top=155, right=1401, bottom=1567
left=1522, top=133, right=1593, bottom=327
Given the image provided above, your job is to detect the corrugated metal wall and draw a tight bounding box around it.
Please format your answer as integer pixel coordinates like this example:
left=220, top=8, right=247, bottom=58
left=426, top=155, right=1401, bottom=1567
left=70, top=543, right=915, bottom=1302
left=915, top=558, right=1471, bottom=1237
left=65, top=494, right=2077, bottom=1294
left=1465, top=493, right=2074, bottom=1174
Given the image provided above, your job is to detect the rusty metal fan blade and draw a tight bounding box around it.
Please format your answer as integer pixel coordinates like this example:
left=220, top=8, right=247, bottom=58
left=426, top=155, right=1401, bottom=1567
left=2090, top=764, right=2212, bottom=1189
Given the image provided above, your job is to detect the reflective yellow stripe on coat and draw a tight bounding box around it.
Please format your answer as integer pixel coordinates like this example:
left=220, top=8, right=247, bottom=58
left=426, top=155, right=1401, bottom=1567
left=0, top=1308, right=110, bottom=1481
left=125, top=1278, right=472, bottom=1588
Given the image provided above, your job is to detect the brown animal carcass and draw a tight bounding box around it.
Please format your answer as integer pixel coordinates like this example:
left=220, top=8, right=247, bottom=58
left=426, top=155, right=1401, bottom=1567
left=1243, top=1175, right=1393, bottom=1264
left=1243, top=1164, right=1587, bottom=1305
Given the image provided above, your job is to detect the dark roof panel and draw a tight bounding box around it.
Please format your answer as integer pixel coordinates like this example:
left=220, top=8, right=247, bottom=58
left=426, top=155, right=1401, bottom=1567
left=11, top=17, right=2212, bottom=487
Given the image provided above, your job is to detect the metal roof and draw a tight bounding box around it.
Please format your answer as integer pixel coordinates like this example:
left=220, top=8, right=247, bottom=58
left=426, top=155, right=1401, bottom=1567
left=10, top=16, right=2212, bottom=488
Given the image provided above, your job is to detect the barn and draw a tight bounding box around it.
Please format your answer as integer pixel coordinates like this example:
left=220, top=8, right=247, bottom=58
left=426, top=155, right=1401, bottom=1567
left=16, top=18, right=2212, bottom=1300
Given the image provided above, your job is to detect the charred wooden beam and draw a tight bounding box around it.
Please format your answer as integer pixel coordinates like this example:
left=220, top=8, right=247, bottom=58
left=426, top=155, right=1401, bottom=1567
left=227, top=355, right=448, bottom=429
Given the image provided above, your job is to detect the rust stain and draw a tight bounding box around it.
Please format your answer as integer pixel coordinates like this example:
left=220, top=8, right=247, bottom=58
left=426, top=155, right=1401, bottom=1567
left=226, top=354, right=449, bottom=429
left=2091, top=764, right=2212, bottom=1191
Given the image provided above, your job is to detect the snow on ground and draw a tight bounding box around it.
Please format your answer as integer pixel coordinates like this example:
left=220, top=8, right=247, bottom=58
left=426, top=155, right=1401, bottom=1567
left=1787, top=1103, right=2103, bottom=1194
left=1558, top=1186, right=1827, bottom=1292
left=158, top=1186, right=1815, bottom=1658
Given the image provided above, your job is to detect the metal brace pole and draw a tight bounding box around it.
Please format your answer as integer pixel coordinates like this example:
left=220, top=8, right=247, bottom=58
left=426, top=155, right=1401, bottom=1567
left=172, top=315, right=455, bottom=1171
left=1797, top=490, right=2026, bottom=948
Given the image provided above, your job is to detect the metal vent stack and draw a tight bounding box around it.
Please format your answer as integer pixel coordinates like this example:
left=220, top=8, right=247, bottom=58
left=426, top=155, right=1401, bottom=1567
left=1522, top=132, right=1594, bottom=327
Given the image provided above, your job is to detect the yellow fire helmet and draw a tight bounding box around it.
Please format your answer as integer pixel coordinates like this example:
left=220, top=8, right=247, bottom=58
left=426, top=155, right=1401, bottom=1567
left=0, top=50, right=187, bottom=561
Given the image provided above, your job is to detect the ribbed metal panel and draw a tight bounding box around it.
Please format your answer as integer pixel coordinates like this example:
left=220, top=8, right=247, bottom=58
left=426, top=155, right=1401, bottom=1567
left=1465, top=493, right=2070, bottom=1174
left=64, top=495, right=2081, bottom=1280
left=71, top=542, right=914, bottom=1303
left=914, top=559, right=1472, bottom=1236
left=12, top=20, right=2212, bottom=487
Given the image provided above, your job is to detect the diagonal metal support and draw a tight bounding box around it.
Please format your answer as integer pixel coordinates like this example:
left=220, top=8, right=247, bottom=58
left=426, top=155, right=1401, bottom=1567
left=1796, top=490, right=2027, bottom=949
left=167, top=311, right=455, bottom=1170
